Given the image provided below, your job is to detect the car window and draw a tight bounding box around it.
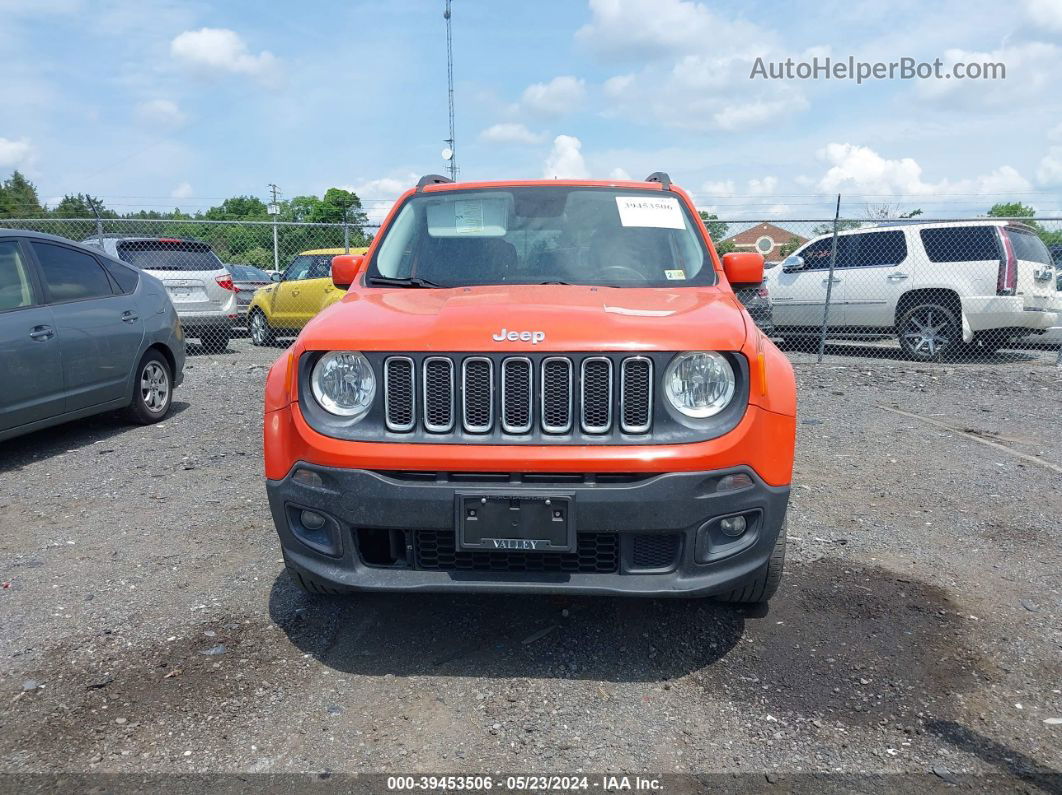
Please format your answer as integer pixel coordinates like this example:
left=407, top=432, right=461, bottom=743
left=101, top=258, right=140, bottom=294
left=1005, top=229, right=1051, bottom=265
left=793, top=237, right=837, bottom=269
left=843, top=230, right=907, bottom=268
left=0, top=240, right=36, bottom=311
left=115, top=240, right=223, bottom=272
left=919, top=226, right=999, bottom=263
left=306, top=258, right=332, bottom=279
left=228, top=265, right=269, bottom=281
left=368, top=186, right=713, bottom=288
left=32, top=242, right=115, bottom=303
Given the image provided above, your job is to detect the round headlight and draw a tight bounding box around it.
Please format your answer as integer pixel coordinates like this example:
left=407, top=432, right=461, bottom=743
left=663, top=352, right=735, bottom=418
left=311, top=351, right=375, bottom=418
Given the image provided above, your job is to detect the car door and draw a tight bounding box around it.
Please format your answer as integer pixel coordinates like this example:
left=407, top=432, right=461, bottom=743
left=30, top=240, right=145, bottom=411
left=839, top=230, right=911, bottom=330
left=0, top=237, right=65, bottom=432
left=290, top=257, right=335, bottom=329
left=771, top=236, right=847, bottom=328
left=269, top=255, right=314, bottom=329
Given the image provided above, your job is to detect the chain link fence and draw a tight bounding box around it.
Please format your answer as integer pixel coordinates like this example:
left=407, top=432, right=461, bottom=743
left=1, top=215, right=1058, bottom=365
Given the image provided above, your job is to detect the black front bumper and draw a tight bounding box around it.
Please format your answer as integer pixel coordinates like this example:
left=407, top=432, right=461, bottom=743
left=267, top=465, right=789, bottom=597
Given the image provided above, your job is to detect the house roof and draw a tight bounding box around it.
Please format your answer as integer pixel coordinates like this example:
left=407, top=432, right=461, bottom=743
left=722, top=222, right=807, bottom=246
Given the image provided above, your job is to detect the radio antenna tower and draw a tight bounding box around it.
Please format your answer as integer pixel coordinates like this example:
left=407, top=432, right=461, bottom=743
left=443, top=0, right=458, bottom=181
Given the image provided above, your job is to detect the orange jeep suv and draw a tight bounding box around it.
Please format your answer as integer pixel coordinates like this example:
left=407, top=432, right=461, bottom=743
left=263, top=174, right=796, bottom=602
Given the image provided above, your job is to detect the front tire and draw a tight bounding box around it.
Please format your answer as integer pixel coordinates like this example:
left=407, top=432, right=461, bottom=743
left=717, top=520, right=787, bottom=605
left=249, top=310, right=275, bottom=347
left=898, top=302, right=959, bottom=361
left=124, top=350, right=172, bottom=425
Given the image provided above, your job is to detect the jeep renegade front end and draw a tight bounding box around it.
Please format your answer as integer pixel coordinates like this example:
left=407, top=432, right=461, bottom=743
left=263, top=174, right=797, bottom=602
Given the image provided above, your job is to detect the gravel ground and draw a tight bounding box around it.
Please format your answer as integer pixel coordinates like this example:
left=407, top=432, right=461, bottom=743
left=0, top=338, right=1060, bottom=787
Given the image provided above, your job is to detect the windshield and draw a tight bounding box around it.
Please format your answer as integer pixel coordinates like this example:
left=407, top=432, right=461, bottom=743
left=116, top=240, right=223, bottom=272
left=228, top=265, right=269, bottom=281
left=367, top=186, right=714, bottom=287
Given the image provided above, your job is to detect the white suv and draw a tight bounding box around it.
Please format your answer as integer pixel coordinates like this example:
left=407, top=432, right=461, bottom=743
left=83, top=236, right=238, bottom=352
left=770, top=221, right=1059, bottom=360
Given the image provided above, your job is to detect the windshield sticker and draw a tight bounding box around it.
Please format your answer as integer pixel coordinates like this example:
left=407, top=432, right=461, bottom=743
left=664, top=269, right=686, bottom=280
left=616, top=196, right=685, bottom=230
left=455, top=200, right=485, bottom=234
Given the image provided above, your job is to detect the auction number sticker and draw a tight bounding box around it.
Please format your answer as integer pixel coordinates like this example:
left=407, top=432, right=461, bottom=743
left=615, top=195, right=685, bottom=229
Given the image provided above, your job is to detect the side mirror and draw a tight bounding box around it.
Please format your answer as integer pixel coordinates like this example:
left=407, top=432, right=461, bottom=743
left=781, top=255, right=803, bottom=273
left=722, top=251, right=764, bottom=288
left=331, top=254, right=364, bottom=289
left=270, top=271, right=282, bottom=282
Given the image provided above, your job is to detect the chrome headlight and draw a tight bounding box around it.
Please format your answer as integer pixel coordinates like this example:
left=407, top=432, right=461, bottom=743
left=310, top=351, right=375, bottom=418
left=663, top=352, right=735, bottom=418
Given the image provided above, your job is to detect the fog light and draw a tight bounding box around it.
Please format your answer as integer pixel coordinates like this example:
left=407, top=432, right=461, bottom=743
left=301, top=510, right=327, bottom=531
left=292, top=468, right=324, bottom=487
left=717, top=473, right=753, bottom=492
left=720, top=515, right=747, bottom=537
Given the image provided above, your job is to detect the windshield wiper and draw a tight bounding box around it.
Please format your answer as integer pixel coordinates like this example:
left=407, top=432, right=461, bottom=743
left=366, top=275, right=444, bottom=288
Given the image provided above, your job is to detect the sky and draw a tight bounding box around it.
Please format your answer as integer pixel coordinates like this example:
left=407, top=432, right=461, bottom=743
left=2, top=0, right=1062, bottom=225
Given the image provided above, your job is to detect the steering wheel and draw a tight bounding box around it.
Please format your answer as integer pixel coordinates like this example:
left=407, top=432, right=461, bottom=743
left=598, top=265, right=650, bottom=284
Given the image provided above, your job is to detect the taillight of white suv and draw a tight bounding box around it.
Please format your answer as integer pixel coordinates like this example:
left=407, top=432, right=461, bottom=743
left=996, top=228, right=1017, bottom=295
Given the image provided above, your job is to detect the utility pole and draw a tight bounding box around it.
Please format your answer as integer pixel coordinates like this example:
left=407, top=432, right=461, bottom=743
left=267, top=183, right=280, bottom=273
left=443, top=0, right=457, bottom=181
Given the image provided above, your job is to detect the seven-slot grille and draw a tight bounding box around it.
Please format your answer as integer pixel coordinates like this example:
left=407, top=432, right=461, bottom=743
left=383, top=355, right=654, bottom=436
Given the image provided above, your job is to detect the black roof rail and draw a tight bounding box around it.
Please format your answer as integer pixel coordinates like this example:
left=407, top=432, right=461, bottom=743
left=416, top=174, right=454, bottom=192
left=644, top=172, right=672, bottom=190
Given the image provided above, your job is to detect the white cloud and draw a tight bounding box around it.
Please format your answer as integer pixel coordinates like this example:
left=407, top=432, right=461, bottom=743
left=479, top=122, right=546, bottom=145
left=816, top=142, right=1031, bottom=196
left=170, top=28, right=276, bottom=78
left=1037, top=147, right=1062, bottom=185
left=714, top=97, right=806, bottom=131
left=608, top=167, right=632, bottom=180
left=520, top=76, right=586, bottom=117
left=0, top=137, right=34, bottom=169
left=135, top=99, right=186, bottom=127
left=576, top=0, right=762, bottom=61
left=170, top=181, right=193, bottom=199
left=343, top=174, right=419, bottom=225
left=585, top=2, right=808, bottom=132
left=1025, top=0, right=1062, bottom=30
left=914, top=42, right=1060, bottom=108
left=748, top=176, right=778, bottom=196
left=700, top=177, right=777, bottom=197
left=543, top=135, right=589, bottom=179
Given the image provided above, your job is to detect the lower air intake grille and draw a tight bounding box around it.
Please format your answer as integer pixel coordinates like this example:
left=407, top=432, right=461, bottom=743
left=414, top=530, right=618, bottom=573
left=630, top=534, right=681, bottom=570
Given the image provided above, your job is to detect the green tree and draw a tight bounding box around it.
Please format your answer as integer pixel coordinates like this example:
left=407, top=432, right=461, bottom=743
left=51, top=193, right=115, bottom=219
left=778, top=236, right=803, bottom=257
left=698, top=211, right=729, bottom=242
left=203, top=196, right=269, bottom=221
left=0, top=170, right=45, bottom=218
left=812, top=219, right=861, bottom=236
left=987, top=201, right=1036, bottom=219
left=715, top=238, right=736, bottom=255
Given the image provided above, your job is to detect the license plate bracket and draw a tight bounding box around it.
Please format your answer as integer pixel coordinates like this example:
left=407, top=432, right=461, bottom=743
left=456, top=492, right=575, bottom=553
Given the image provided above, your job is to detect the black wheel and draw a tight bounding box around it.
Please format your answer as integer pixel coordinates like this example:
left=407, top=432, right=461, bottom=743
left=249, top=310, right=275, bottom=347
left=898, top=302, right=959, bottom=361
left=284, top=554, right=345, bottom=595
left=717, top=520, right=787, bottom=605
left=200, top=330, right=231, bottom=353
left=124, top=350, right=173, bottom=425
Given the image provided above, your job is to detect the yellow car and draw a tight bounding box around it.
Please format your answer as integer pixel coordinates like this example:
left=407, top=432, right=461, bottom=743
left=248, top=247, right=367, bottom=345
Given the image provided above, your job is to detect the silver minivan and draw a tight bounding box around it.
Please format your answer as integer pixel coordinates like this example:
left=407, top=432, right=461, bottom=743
left=83, top=236, right=238, bottom=352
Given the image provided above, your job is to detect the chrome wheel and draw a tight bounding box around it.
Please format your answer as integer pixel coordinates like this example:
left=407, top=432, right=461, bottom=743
left=900, top=304, right=956, bottom=361
left=140, top=361, right=170, bottom=413
left=250, top=311, right=269, bottom=346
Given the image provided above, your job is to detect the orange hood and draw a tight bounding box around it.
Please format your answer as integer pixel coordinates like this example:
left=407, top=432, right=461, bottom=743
left=298, top=284, right=749, bottom=352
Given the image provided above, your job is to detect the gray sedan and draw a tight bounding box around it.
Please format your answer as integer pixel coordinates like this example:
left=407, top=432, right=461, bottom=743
left=0, top=230, right=186, bottom=442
